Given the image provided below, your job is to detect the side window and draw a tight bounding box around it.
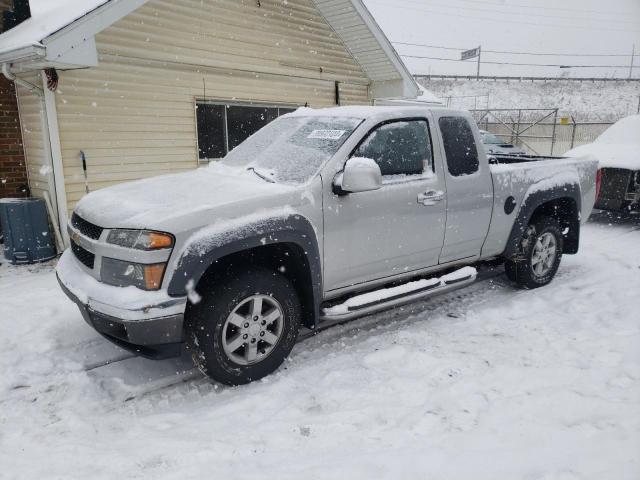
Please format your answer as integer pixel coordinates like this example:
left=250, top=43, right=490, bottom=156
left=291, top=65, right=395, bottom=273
left=353, top=120, right=432, bottom=176
left=438, top=116, right=479, bottom=176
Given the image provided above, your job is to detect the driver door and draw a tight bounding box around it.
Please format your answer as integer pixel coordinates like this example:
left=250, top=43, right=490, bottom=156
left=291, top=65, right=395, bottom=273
left=323, top=118, right=447, bottom=292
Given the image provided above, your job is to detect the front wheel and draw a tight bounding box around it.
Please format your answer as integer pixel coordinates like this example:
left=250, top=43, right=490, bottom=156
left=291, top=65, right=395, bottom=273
left=505, top=216, right=563, bottom=289
left=186, top=267, right=301, bottom=385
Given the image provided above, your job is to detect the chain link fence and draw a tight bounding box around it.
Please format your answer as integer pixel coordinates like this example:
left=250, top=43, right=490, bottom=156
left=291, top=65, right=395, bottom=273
left=469, top=108, right=614, bottom=156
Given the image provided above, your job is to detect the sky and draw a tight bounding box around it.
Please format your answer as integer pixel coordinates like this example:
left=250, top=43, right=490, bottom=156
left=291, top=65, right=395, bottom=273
left=363, top=0, right=640, bottom=78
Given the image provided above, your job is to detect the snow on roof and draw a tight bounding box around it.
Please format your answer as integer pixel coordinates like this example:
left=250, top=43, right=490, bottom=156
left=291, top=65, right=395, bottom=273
left=416, top=84, right=442, bottom=104
left=0, top=0, right=108, bottom=55
left=286, top=105, right=447, bottom=120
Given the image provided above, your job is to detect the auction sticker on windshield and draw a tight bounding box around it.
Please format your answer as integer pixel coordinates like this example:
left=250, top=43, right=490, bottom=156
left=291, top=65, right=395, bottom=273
left=307, top=129, right=346, bottom=140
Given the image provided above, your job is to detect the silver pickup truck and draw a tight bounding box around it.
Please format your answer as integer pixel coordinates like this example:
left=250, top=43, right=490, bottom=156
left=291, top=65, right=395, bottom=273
left=57, top=106, right=598, bottom=385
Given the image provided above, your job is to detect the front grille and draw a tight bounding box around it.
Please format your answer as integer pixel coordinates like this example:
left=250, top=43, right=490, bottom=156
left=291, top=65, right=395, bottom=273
left=71, top=213, right=104, bottom=240
left=71, top=240, right=95, bottom=269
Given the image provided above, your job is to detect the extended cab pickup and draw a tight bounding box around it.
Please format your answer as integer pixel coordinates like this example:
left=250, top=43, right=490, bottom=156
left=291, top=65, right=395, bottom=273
left=57, top=106, right=598, bottom=385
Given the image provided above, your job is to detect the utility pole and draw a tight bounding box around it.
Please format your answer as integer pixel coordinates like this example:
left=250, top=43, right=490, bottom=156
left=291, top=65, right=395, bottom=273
left=477, top=45, right=481, bottom=80
left=630, top=44, right=636, bottom=79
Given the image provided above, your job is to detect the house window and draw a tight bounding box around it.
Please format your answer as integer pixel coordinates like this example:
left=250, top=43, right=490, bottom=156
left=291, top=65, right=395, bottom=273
left=196, top=103, right=296, bottom=161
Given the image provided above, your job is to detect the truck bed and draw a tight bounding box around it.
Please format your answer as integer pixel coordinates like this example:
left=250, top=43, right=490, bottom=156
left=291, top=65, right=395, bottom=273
left=487, top=153, right=567, bottom=165
left=480, top=155, right=599, bottom=259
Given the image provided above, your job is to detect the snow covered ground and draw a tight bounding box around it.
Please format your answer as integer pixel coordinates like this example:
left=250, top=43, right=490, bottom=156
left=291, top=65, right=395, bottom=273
left=1, top=213, right=639, bottom=479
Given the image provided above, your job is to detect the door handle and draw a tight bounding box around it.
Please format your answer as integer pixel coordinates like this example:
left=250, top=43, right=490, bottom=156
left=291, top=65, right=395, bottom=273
left=417, top=190, right=444, bottom=206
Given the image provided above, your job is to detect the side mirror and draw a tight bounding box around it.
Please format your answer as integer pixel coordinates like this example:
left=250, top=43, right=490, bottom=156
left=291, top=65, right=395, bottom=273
left=333, top=157, right=382, bottom=195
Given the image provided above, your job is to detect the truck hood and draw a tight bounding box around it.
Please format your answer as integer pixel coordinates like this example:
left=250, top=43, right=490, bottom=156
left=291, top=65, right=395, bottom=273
left=74, top=167, right=294, bottom=230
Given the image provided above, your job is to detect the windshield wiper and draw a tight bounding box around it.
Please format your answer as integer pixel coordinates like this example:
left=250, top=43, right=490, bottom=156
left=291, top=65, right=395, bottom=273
left=247, top=167, right=276, bottom=183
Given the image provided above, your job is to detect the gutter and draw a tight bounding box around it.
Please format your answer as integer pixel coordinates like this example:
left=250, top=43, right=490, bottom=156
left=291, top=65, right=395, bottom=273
left=2, top=63, right=69, bottom=250
left=2, top=62, right=41, bottom=93
left=0, top=44, right=46, bottom=65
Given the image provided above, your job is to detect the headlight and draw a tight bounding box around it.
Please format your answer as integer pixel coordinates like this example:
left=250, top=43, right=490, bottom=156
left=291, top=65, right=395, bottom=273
left=101, top=258, right=167, bottom=290
left=107, top=229, right=174, bottom=250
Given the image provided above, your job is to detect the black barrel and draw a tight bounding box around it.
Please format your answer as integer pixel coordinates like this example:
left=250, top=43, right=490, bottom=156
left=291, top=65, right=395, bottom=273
left=0, top=197, right=56, bottom=264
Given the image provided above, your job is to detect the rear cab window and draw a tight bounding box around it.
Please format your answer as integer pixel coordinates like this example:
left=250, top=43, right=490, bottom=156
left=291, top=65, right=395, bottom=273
left=439, top=116, right=480, bottom=177
left=352, top=119, right=433, bottom=179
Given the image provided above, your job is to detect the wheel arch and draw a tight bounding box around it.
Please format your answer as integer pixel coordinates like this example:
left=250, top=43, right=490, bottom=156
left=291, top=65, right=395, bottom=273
left=503, top=184, right=582, bottom=258
left=168, top=216, right=321, bottom=329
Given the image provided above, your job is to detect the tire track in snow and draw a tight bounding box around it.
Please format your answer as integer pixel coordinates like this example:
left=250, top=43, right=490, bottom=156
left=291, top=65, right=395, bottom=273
left=82, top=220, right=608, bottom=407
left=62, top=216, right=637, bottom=387
left=120, top=266, right=571, bottom=410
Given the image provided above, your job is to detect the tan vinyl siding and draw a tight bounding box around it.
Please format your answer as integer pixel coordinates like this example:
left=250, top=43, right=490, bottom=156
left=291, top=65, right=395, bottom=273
left=55, top=0, right=371, bottom=211
left=15, top=74, right=54, bottom=204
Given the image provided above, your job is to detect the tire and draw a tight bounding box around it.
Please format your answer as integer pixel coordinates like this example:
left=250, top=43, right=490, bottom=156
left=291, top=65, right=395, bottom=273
left=185, top=267, right=301, bottom=385
left=504, top=216, right=563, bottom=289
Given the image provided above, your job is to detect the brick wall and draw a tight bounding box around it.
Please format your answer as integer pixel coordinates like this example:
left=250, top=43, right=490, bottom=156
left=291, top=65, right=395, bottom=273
left=0, top=75, right=28, bottom=198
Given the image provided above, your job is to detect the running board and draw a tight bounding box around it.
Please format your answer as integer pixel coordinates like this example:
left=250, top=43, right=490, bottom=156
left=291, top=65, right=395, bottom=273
left=318, top=267, right=477, bottom=324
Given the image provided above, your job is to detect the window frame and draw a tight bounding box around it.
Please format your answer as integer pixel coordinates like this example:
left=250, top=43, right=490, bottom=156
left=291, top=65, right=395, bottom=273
left=348, top=117, right=436, bottom=182
left=195, top=99, right=299, bottom=162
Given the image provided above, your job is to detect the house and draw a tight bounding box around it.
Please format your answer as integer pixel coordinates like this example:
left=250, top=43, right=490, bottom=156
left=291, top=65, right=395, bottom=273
left=0, top=0, right=431, bottom=246
left=0, top=73, right=27, bottom=199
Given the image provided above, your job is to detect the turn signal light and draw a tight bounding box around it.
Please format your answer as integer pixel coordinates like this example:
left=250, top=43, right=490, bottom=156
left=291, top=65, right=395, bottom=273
left=148, top=232, right=174, bottom=249
left=144, top=264, right=166, bottom=290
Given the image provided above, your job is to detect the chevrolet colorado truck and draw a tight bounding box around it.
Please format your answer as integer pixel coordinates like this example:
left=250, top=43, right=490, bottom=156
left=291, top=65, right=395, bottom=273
left=57, top=106, right=598, bottom=385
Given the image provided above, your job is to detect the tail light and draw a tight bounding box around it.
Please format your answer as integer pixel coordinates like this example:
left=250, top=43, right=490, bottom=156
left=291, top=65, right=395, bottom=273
left=595, top=169, right=603, bottom=201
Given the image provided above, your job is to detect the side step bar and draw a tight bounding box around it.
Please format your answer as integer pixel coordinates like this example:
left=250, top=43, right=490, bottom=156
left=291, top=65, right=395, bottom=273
left=318, top=267, right=477, bottom=325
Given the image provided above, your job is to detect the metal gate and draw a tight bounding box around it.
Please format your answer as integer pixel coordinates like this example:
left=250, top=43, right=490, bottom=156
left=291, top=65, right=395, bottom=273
left=469, top=108, right=614, bottom=156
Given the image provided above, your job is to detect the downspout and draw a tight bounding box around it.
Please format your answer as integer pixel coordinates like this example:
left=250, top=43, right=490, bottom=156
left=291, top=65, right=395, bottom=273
left=2, top=63, right=68, bottom=251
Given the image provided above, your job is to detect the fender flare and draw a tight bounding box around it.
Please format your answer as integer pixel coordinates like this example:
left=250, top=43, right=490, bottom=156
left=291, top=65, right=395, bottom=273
left=167, top=214, right=322, bottom=324
left=503, top=182, right=582, bottom=258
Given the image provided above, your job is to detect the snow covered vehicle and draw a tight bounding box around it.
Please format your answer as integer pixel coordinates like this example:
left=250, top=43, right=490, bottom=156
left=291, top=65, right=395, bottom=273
left=565, top=115, right=640, bottom=213
left=479, top=129, right=527, bottom=155
left=56, top=106, right=598, bottom=385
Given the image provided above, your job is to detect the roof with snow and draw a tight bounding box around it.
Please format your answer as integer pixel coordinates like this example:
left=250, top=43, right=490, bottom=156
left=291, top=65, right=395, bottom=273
left=0, top=0, right=108, bottom=55
left=0, top=0, right=419, bottom=98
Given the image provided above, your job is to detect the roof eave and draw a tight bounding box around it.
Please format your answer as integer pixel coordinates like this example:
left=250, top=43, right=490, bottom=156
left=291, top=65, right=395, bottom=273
left=0, top=44, right=46, bottom=65
left=349, top=0, right=418, bottom=98
left=0, top=0, right=149, bottom=70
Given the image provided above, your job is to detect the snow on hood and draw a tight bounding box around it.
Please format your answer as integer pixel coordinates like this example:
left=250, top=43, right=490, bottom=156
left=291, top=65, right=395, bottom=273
left=595, top=115, right=640, bottom=145
left=564, top=115, right=640, bottom=170
left=565, top=143, right=640, bottom=171
left=0, top=0, right=109, bottom=54
left=74, top=166, right=292, bottom=229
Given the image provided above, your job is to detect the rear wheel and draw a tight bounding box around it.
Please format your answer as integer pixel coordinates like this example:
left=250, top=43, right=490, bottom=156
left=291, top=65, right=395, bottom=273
left=186, top=267, right=301, bottom=385
left=505, top=216, right=563, bottom=289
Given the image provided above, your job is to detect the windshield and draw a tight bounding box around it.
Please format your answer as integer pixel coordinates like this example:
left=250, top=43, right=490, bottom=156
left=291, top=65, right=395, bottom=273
left=217, top=115, right=363, bottom=184
left=481, top=132, right=503, bottom=144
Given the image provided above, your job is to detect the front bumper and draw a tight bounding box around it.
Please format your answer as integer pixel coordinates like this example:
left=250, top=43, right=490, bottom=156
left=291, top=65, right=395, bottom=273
left=56, top=250, right=187, bottom=359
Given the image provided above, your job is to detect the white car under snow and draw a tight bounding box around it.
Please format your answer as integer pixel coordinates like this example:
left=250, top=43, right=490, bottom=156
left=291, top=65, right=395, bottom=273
left=565, top=115, right=640, bottom=212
